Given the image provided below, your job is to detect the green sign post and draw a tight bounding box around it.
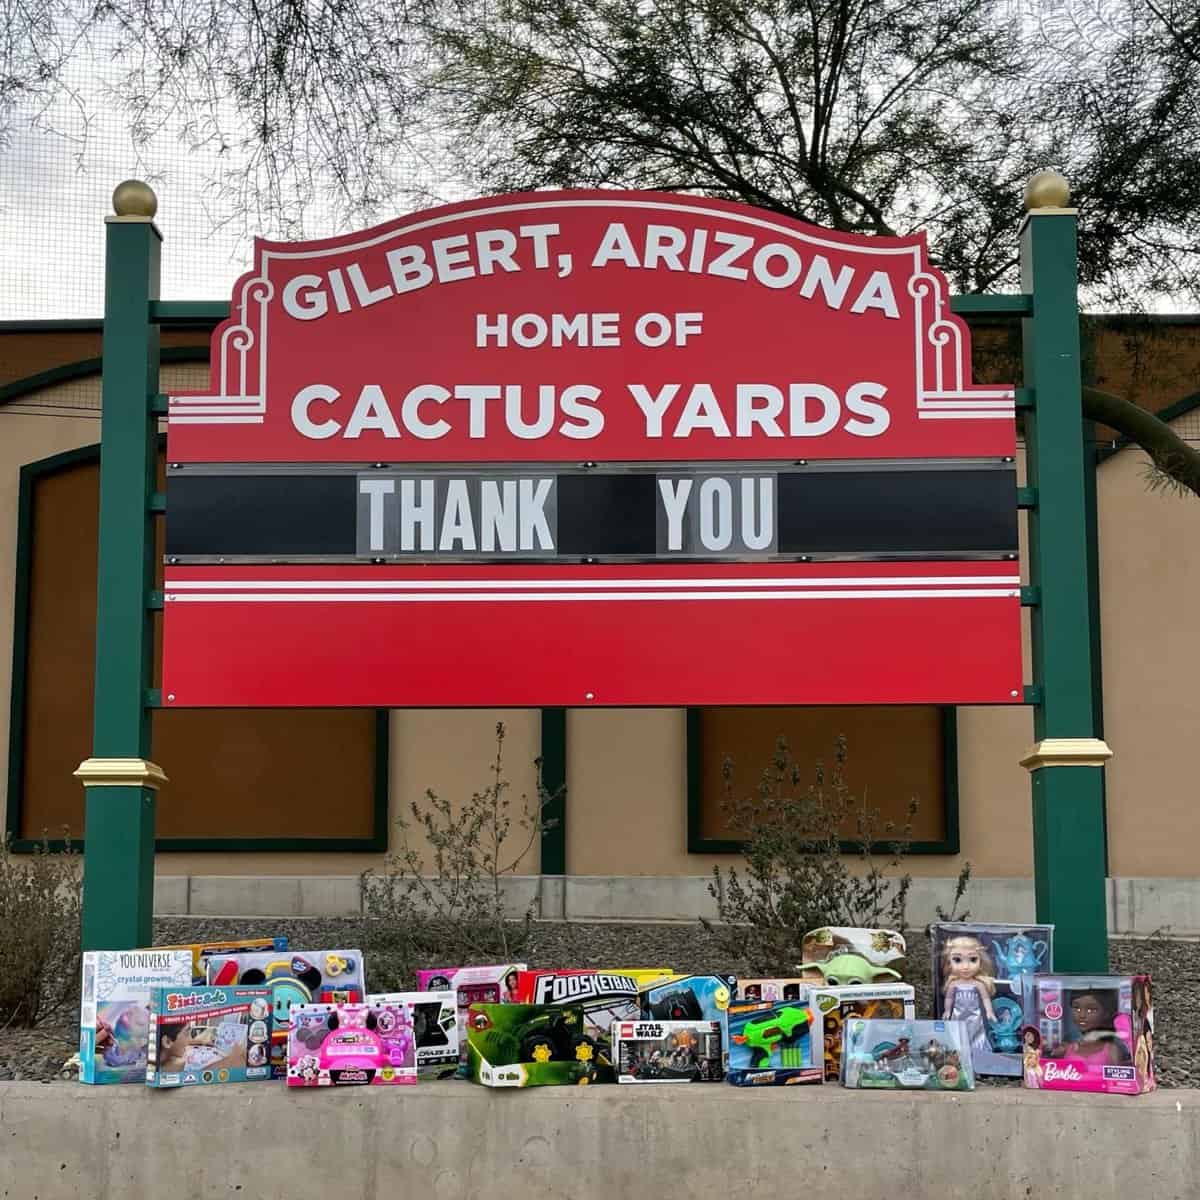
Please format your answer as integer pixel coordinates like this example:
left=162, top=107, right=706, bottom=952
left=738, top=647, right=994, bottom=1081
left=77, top=172, right=1110, bottom=969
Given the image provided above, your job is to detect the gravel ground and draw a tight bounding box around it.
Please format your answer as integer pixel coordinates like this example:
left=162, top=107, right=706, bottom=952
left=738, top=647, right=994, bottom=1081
left=2, top=919, right=1190, bottom=1086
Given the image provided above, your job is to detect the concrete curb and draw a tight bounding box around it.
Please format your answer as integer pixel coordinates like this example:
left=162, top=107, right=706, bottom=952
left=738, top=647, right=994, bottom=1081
left=0, top=1081, right=1193, bottom=1199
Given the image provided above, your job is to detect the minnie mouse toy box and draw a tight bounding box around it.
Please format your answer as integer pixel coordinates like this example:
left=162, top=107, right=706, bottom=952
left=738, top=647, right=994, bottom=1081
left=287, top=1000, right=417, bottom=1087
left=1021, top=973, right=1155, bottom=1095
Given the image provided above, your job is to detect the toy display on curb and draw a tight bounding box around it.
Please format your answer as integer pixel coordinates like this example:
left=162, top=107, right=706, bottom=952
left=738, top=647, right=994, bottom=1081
left=204, top=949, right=365, bottom=1077
left=813, top=984, right=916, bottom=1082
left=416, top=964, right=527, bottom=1074
left=638, top=974, right=735, bottom=1023
left=930, top=923, right=1053, bottom=1076
left=736, top=978, right=809, bottom=1003
left=842, top=1019, right=975, bottom=1090
left=155, top=937, right=289, bottom=986
left=146, top=985, right=273, bottom=1087
left=514, top=970, right=673, bottom=1083
left=287, top=1000, right=416, bottom=1086
left=1021, top=973, right=1154, bottom=1095
left=467, top=1003, right=597, bottom=1087
left=79, top=950, right=194, bottom=1085
left=614, top=1021, right=724, bottom=1083
left=367, top=990, right=458, bottom=1080
left=726, top=999, right=822, bottom=1086
left=801, top=927, right=907, bottom=975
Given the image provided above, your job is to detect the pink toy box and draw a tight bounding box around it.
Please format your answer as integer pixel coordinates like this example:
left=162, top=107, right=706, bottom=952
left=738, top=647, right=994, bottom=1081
left=417, top=964, right=526, bottom=1074
left=287, top=1000, right=417, bottom=1087
left=1022, top=973, right=1155, bottom=1095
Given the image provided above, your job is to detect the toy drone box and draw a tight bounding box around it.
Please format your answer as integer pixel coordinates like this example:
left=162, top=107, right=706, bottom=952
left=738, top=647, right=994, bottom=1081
left=146, top=985, right=273, bottom=1087
left=514, top=969, right=673, bottom=1083
left=737, top=978, right=810, bottom=1003
left=813, top=983, right=916, bottom=1082
left=638, top=974, right=735, bottom=1023
left=288, top=1000, right=417, bottom=1086
left=416, top=964, right=527, bottom=1073
left=727, top=998, right=822, bottom=1086
left=155, top=936, right=288, bottom=986
left=205, top=948, right=364, bottom=1077
left=368, top=990, right=458, bottom=1080
left=931, top=921, right=1053, bottom=1077
left=467, top=1002, right=598, bottom=1087
left=842, top=1018, right=975, bottom=1091
left=614, top=1021, right=724, bottom=1083
left=80, top=949, right=193, bottom=1084
left=1021, top=973, right=1154, bottom=1095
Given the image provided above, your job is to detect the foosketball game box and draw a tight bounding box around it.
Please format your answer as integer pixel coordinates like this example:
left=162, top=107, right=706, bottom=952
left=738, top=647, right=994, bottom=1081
left=146, top=985, right=273, bottom=1087
left=727, top=998, right=822, bottom=1086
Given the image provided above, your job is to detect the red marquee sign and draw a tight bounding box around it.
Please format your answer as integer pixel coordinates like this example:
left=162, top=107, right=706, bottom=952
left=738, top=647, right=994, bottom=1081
left=162, top=190, right=1022, bottom=708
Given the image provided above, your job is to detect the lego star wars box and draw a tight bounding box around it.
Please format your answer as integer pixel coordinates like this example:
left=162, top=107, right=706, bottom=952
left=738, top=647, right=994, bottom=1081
left=727, top=998, right=822, bottom=1086
left=813, top=983, right=916, bottom=1082
left=614, top=1021, right=724, bottom=1083
left=467, top=1003, right=598, bottom=1087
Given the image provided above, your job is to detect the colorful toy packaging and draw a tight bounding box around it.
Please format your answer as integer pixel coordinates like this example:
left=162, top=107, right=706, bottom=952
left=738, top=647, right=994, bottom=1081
left=842, top=1018, right=975, bottom=1090
left=736, top=978, right=810, bottom=1002
left=146, top=985, right=273, bottom=1087
left=1021, top=973, right=1154, bottom=1095
left=614, top=1020, right=724, bottom=1083
left=416, top=964, right=526, bottom=1074
left=367, top=990, right=458, bottom=1080
left=155, top=936, right=288, bottom=986
left=467, top=1002, right=598, bottom=1087
left=513, top=969, right=673, bottom=1082
left=287, top=1000, right=417, bottom=1087
left=726, top=998, right=822, bottom=1086
left=80, top=949, right=193, bottom=1084
left=931, top=921, right=1053, bottom=1076
left=813, top=983, right=916, bottom=1082
left=638, top=974, right=735, bottom=1023
left=205, top=948, right=365, bottom=1077
left=800, top=927, right=907, bottom=976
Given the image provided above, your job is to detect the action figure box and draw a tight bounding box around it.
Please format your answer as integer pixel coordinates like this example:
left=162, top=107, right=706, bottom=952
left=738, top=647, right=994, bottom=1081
left=157, top=936, right=288, bottom=986
left=416, top=964, right=527, bottom=1074
left=727, top=998, right=822, bottom=1086
left=737, top=978, right=810, bottom=1003
left=614, top=1020, right=724, bottom=1083
left=931, top=921, right=1053, bottom=1076
left=79, top=949, right=193, bottom=1084
left=1021, top=973, right=1154, bottom=1095
left=146, top=985, right=273, bottom=1087
left=842, top=1018, right=975, bottom=1090
left=368, top=990, right=458, bottom=1080
left=513, top=969, right=673, bottom=1082
left=467, top=1002, right=598, bottom=1087
left=288, top=1000, right=417, bottom=1087
left=205, top=948, right=365, bottom=1077
left=813, top=983, right=916, bottom=1082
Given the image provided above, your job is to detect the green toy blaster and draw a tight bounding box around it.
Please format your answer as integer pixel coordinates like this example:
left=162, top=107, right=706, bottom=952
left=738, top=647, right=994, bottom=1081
left=731, top=1006, right=812, bottom=1069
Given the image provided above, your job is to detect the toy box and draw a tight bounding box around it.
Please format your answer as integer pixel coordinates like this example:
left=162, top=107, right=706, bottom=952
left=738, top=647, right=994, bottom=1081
left=146, top=985, right=273, bottom=1087
left=614, top=1021, right=724, bottom=1083
left=467, top=1002, right=598, bottom=1087
left=931, top=921, right=1053, bottom=1076
left=156, top=936, right=288, bottom=985
left=800, top=927, right=907, bottom=974
left=727, top=998, right=822, bottom=1086
left=736, top=978, right=809, bottom=1003
left=513, top=969, right=673, bottom=1082
left=80, top=949, right=194, bottom=1084
left=205, top=948, right=365, bottom=1077
left=842, top=1018, right=975, bottom=1090
left=813, top=984, right=916, bottom=1082
left=638, top=974, right=735, bottom=1023
left=416, top=964, right=527, bottom=1073
left=367, top=990, right=458, bottom=1080
left=288, top=1000, right=416, bottom=1086
left=1021, top=973, right=1154, bottom=1095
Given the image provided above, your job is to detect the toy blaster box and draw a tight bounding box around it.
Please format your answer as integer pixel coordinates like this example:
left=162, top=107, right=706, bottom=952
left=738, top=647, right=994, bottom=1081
left=842, top=1018, right=975, bottom=1091
left=727, top=998, right=822, bottom=1086
left=288, top=1000, right=417, bottom=1087
left=1021, top=973, right=1154, bottom=1095
left=513, top=969, right=673, bottom=1083
left=146, top=985, right=273, bottom=1087
left=155, top=936, right=288, bottom=986
left=367, top=990, right=458, bottom=1080
left=80, top=950, right=193, bottom=1084
left=614, top=1020, right=724, bottom=1083
left=931, top=921, right=1053, bottom=1077
left=416, top=964, right=527, bottom=1074
left=205, top=948, right=364, bottom=1078
left=467, top=1002, right=598, bottom=1087
left=812, top=983, right=916, bottom=1082
left=737, top=978, right=810, bottom=1003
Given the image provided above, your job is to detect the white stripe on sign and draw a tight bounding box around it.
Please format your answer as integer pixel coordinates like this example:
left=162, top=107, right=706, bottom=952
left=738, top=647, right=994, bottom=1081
left=167, top=588, right=1018, bottom=603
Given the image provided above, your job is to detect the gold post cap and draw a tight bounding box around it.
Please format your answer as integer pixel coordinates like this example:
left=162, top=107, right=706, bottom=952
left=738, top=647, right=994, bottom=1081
left=74, top=757, right=168, bottom=790
left=111, top=180, right=158, bottom=220
left=1023, top=169, right=1071, bottom=212
left=1020, top=738, right=1112, bottom=771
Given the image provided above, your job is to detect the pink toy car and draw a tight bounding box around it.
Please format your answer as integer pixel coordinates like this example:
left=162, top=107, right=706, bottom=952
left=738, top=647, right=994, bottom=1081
left=287, top=1001, right=416, bottom=1086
